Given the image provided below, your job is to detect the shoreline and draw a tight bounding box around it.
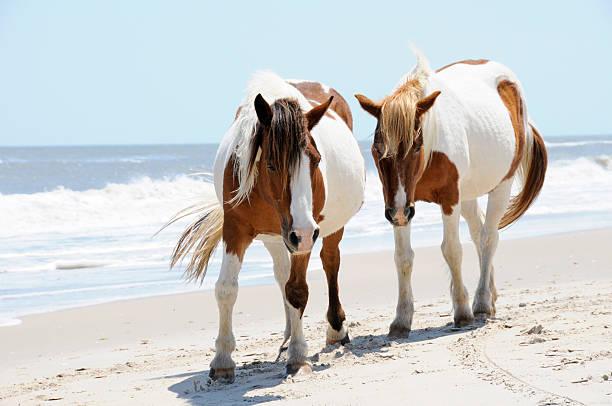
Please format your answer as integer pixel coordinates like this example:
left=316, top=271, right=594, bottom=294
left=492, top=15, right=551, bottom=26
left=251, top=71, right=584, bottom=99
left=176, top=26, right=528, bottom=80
left=2, top=228, right=612, bottom=404
left=3, top=223, right=612, bottom=328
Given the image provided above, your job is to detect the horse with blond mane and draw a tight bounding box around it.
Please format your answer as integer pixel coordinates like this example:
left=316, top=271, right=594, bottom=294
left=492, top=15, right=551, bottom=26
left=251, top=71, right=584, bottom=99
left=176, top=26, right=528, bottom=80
left=169, top=72, right=365, bottom=381
left=355, top=45, right=547, bottom=335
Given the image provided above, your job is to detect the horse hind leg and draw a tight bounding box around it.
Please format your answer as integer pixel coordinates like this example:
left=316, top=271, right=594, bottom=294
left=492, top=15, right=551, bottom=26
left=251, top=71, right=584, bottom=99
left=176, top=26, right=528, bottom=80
left=320, top=228, right=350, bottom=345
left=461, top=200, right=498, bottom=311
left=441, top=203, right=474, bottom=327
left=263, top=242, right=292, bottom=355
left=473, top=179, right=512, bottom=319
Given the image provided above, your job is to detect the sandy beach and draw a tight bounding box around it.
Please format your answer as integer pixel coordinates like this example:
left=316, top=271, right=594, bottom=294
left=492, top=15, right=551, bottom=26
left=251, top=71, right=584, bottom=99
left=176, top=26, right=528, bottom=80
left=1, top=228, right=611, bottom=405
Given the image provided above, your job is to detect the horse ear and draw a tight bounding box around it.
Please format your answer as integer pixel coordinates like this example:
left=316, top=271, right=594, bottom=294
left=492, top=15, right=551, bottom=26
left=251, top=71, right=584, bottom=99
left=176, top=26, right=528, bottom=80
left=415, top=90, right=441, bottom=118
left=254, top=94, right=272, bottom=126
left=305, top=96, right=333, bottom=131
left=355, top=94, right=381, bottom=118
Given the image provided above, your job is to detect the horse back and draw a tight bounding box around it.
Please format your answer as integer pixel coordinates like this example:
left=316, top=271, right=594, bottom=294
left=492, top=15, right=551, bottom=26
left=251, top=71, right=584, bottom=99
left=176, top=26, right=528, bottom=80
left=288, top=80, right=353, bottom=131
left=432, top=61, right=527, bottom=199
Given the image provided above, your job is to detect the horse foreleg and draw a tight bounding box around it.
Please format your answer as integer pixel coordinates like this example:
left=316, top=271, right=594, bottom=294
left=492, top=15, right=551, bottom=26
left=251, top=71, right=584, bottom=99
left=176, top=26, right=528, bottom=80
left=320, top=228, right=349, bottom=345
left=263, top=242, right=292, bottom=354
left=389, top=225, right=415, bottom=337
left=474, top=179, right=512, bottom=318
left=209, top=242, right=246, bottom=383
left=442, top=204, right=474, bottom=327
left=284, top=253, right=311, bottom=375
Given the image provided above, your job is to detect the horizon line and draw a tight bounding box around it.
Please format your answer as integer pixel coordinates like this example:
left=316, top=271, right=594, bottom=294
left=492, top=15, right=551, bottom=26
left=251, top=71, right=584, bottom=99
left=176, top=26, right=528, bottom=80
left=1, top=133, right=612, bottom=149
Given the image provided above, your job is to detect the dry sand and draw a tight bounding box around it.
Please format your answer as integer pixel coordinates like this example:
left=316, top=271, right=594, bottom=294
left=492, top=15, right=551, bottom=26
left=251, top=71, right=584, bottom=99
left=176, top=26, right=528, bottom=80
left=1, top=228, right=611, bottom=405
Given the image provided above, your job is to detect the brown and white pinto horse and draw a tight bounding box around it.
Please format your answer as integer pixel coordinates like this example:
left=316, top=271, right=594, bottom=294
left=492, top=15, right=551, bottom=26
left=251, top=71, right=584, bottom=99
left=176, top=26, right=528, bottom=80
left=355, top=45, right=547, bottom=335
left=171, top=72, right=365, bottom=381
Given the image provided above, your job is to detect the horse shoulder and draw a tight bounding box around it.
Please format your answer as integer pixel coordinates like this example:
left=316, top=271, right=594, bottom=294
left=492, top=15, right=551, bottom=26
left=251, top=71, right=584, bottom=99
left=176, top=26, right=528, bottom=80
left=415, top=150, right=460, bottom=215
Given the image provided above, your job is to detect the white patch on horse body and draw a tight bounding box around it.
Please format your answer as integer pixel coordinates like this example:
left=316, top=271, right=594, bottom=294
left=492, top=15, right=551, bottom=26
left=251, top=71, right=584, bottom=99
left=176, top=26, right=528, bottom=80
left=310, top=109, right=365, bottom=238
left=289, top=153, right=317, bottom=232
left=423, top=61, right=526, bottom=201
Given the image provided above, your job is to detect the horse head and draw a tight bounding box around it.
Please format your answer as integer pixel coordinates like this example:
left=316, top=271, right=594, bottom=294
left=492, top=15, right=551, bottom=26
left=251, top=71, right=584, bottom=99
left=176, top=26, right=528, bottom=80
left=249, top=94, right=332, bottom=253
left=355, top=89, right=441, bottom=226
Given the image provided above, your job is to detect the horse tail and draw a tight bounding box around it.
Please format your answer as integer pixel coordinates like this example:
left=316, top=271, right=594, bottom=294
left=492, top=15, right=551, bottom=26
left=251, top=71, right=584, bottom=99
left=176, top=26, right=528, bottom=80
left=159, top=199, right=224, bottom=283
left=498, top=122, right=547, bottom=229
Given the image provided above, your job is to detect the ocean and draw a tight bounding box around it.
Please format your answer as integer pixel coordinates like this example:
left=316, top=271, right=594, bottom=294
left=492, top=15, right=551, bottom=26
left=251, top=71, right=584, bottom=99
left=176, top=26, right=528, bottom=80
left=1, top=135, right=612, bottom=326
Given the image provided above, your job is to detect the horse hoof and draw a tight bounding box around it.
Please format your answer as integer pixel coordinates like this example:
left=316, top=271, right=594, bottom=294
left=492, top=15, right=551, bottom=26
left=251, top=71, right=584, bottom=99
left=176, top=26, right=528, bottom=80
left=473, top=302, right=492, bottom=321
left=286, top=362, right=312, bottom=376
left=326, top=332, right=350, bottom=346
left=209, top=367, right=235, bottom=383
left=388, top=325, right=411, bottom=338
left=454, top=313, right=475, bottom=328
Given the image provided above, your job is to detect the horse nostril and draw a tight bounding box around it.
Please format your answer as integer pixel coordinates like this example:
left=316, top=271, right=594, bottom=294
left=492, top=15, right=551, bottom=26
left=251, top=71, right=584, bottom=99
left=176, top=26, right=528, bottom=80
left=289, top=231, right=301, bottom=247
left=384, top=208, right=394, bottom=223
left=405, top=205, right=416, bottom=222
left=312, top=228, right=320, bottom=243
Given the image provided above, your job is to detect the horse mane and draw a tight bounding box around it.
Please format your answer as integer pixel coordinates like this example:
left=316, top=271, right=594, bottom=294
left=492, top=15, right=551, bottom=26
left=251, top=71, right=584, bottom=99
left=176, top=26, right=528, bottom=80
left=228, top=71, right=310, bottom=205
left=256, top=99, right=307, bottom=191
left=379, top=43, right=438, bottom=166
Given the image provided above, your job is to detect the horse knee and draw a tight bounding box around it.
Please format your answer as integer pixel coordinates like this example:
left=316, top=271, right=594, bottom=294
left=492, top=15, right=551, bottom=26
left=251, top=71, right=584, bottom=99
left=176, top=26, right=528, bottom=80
left=273, top=266, right=289, bottom=288
left=285, top=280, right=309, bottom=314
left=441, top=239, right=461, bottom=265
left=479, top=228, right=499, bottom=252
left=394, top=248, right=414, bottom=271
left=327, top=306, right=345, bottom=332
left=215, top=281, right=238, bottom=305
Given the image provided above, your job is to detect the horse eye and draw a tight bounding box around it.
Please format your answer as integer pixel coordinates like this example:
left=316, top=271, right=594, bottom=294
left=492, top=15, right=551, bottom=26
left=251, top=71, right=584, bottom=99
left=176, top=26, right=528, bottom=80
left=414, top=145, right=422, bottom=153
left=267, top=163, right=276, bottom=171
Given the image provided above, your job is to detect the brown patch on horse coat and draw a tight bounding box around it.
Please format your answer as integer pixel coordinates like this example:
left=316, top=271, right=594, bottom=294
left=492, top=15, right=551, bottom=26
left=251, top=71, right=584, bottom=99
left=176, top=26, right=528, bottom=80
left=414, top=151, right=460, bottom=215
left=371, top=132, right=398, bottom=209
left=436, top=59, right=489, bottom=72
left=234, top=106, right=242, bottom=120
left=497, top=80, right=526, bottom=180
left=320, top=227, right=345, bottom=331
left=285, top=253, right=310, bottom=316
left=290, top=81, right=353, bottom=131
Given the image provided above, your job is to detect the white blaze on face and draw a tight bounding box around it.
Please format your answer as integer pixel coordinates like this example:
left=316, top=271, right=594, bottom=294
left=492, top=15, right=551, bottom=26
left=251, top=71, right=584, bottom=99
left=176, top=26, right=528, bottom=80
left=290, top=152, right=318, bottom=251
left=394, top=177, right=407, bottom=209
left=393, top=176, right=409, bottom=225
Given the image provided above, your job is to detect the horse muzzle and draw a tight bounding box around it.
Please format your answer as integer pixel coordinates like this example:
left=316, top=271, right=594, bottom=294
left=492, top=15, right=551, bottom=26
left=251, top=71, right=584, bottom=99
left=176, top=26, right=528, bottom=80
left=284, top=227, right=320, bottom=254
left=384, top=203, right=415, bottom=226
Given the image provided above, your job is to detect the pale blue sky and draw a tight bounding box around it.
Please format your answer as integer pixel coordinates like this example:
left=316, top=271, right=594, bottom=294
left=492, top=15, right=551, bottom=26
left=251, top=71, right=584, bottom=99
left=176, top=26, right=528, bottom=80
left=1, top=1, right=611, bottom=146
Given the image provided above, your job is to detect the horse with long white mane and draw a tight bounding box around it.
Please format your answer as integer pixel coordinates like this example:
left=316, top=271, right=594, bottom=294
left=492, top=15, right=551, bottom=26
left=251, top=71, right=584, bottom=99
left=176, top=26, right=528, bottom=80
left=355, top=45, right=547, bottom=336
left=169, top=72, right=365, bottom=381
